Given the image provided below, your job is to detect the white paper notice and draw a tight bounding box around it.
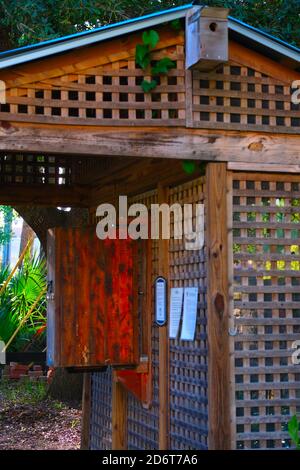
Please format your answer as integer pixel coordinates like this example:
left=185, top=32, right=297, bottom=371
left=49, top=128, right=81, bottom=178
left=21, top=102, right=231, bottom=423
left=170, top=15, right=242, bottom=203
left=180, top=287, right=198, bottom=341
left=169, top=287, right=184, bottom=339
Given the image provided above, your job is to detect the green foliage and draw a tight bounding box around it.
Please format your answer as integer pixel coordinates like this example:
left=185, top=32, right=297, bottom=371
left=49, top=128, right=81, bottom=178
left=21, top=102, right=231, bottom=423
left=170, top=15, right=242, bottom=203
left=142, top=29, right=159, bottom=49
left=135, top=29, right=176, bottom=92
left=0, top=1, right=299, bottom=49
left=170, top=18, right=182, bottom=31
left=0, top=253, right=47, bottom=351
left=152, top=57, right=176, bottom=75
left=182, top=161, right=207, bottom=175
left=182, top=160, right=197, bottom=175
left=135, top=43, right=151, bottom=70
left=288, top=415, right=300, bottom=449
left=141, top=79, right=157, bottom=93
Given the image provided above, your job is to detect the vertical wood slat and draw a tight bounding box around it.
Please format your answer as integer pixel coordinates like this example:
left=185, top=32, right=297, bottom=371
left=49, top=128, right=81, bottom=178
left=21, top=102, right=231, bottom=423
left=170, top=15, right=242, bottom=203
left=81, top=373, right=92, bottom=449
left=112, top=372, right=128, bottom=450
left=227, top=171, right=236, bottom=450
left=158, top=184, right=170, bottom=450
left=206, top=163, right=231, bottom=449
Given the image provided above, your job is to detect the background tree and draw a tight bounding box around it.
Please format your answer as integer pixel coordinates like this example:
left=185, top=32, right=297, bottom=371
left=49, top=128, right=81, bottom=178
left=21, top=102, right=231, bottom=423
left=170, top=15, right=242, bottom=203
left=0, top=1, right=299, bottom=50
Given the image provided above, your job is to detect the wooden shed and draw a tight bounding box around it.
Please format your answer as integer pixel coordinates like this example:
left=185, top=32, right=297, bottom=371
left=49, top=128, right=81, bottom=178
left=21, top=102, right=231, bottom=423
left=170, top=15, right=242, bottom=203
left=0, top=3, right=300, bottom=451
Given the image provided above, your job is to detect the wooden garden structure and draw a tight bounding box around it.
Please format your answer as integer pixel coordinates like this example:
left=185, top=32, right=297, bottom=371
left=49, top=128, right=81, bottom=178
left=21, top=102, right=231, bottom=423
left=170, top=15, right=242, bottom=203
left=0, top=3, right=300, bottom=450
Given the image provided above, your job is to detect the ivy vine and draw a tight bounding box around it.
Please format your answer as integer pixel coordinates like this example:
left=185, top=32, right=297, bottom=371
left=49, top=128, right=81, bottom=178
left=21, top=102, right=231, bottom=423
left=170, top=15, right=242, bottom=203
left=135, top=29, right=176, bottom=93
left=182, top=161, right=207, bottom=176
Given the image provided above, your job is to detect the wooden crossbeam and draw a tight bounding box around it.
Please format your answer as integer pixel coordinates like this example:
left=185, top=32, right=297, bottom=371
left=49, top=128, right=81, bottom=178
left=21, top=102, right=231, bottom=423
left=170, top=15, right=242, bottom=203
left=1, top=123, right=300, bottom=164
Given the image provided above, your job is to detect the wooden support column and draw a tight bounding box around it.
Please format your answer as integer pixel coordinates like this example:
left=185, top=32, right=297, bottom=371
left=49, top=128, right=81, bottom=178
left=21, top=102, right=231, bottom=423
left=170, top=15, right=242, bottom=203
left=112, top=372, right=128, bottom=450
left=157, top=184, right=170, bottom=450
left=81, top=373, right=91, bottom=450
left=206, top=162, right=231, bottom=449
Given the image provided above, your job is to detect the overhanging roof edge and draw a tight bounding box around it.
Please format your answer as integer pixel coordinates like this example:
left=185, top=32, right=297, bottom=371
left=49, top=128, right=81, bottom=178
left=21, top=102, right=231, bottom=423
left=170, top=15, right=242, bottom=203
left=0, top=4, right=299, bottom=70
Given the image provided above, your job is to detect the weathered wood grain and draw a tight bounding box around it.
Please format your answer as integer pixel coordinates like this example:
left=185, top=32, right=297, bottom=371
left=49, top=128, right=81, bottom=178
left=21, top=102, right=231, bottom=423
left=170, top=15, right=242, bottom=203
left=1, top=124, right=300, bottom=164
left=206, top=163, right=231, bottom=450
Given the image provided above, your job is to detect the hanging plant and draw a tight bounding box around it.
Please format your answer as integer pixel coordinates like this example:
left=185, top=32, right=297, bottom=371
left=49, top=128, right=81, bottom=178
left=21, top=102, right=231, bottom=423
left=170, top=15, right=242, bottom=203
left=135, top=29, right=176, bottom=93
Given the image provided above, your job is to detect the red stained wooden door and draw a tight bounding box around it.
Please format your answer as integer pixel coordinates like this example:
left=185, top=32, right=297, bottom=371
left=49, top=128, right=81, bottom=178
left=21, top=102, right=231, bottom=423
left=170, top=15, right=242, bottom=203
left=47, top=227, right=139, bottom=368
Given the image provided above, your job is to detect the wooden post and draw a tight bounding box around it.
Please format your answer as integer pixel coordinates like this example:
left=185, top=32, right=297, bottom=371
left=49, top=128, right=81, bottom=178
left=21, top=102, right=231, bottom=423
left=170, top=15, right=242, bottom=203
left=206, top=162, right=231, bottom=449
left=112, top=373, right=128, bottom=450
left=81, top=373, right=91, bottom=450
left=157, top=184, right=170, bottom=450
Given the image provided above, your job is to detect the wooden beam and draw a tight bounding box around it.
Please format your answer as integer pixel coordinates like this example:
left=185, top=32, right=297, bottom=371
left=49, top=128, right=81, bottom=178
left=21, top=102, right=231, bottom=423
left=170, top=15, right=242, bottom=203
left=0, top=184, right=90, bottom=207
left=81, top=373, right=91, bottom=450
left=112, top=373, right=128, bottom=450
left=1, top=123, right=300, bottom=164
left=157, top=184, right=170, bottom=450
left=229, top=41, right=300, bottom=84
left=206, top=162, right=231, bottom=450
left=228, top=161, right=300, bottom=173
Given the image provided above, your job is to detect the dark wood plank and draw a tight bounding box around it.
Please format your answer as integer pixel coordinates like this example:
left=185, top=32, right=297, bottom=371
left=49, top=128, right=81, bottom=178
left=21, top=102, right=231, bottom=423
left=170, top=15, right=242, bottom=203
left=81, top=373, right=91, bottom=450
left=112, top=373, right=128, bottom=450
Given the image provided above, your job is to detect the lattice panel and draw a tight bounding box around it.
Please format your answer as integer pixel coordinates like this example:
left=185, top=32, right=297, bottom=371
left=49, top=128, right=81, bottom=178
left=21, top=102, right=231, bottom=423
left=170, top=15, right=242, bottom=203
left=169, top=177, right=208, bottom=450
left=127, top=190, right=159, bottom=450
left=90, top=368, right=112, bottom=450
left=231, top=173, right=300, bottom=450
left=191, top=63, right=300, bottom=134
left=0, top=153, right=72, bottom=185
left=1, top=45, right=185, bottom=127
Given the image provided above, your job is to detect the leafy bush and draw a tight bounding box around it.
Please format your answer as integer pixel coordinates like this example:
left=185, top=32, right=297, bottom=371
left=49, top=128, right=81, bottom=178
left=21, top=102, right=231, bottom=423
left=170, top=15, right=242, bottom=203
left=289, top=415, right=300, bottom=449
left=0, top=1, right=299, bottom=49
left=0, top=253, right=47, bottom=352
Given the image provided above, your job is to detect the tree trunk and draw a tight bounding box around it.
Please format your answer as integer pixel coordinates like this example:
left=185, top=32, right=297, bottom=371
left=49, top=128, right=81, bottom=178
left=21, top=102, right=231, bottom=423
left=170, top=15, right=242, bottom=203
left=19, top=219, right=35, bottom=257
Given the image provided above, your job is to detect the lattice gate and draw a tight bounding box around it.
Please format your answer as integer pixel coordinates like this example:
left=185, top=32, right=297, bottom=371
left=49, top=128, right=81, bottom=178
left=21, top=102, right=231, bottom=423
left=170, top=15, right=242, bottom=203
left=229, top=172, right=300, bottom=450
left=169, top=178, right=208, bottom=450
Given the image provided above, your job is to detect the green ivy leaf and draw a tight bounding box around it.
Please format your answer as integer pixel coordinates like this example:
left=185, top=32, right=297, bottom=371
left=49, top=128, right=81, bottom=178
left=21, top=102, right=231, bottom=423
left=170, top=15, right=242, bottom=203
left=135, top=43, right=150, bottom=70
left=142, top=29, right=160, bottom=49
left=182, top=161, right=197, bottom=174
left=170, top=19, right=182, bottom=31
left=152, top=57, right=176, bottom=75
left=141, top=79, right=157, bottom=93
left=288, top=415, right=300, bottom=448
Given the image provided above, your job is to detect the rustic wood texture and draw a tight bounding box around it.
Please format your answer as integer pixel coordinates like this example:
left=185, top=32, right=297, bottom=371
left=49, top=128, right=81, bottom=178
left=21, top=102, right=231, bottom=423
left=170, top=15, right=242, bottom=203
left=81, top=373, right=92, bottom=449
left=191, top=60, right=300, bottom=134
left=47, top=226, right=139, bottom=368
left=206, top=163, right=231, bottom=449
left=231, top=173, right=300, bottom=450
left=112, top=373, right=128, bottom=450
left=0, top=30, right=185, bottom=128
left=157, top=184, right=170, bottom=450
left=1, top=124, right=300, bottom=165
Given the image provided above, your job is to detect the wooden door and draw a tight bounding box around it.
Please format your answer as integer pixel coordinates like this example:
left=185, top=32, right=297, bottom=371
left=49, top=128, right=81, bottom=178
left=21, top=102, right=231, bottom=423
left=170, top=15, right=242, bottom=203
left=47, top=227, right=139, bottom=368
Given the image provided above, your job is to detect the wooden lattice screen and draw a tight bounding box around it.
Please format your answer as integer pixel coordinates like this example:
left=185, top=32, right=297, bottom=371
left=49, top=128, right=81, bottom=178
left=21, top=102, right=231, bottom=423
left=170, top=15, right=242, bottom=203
left=90, top=369, right=113, bottom=450
left=169, top=177, right=208, bottom=450
left=230, top=172, right=300, bottom=450
left=0, top=152, right=72, bottom=185
left=0, top=45, right=185, bottom=127
left=190, top=62, right=300, bottom=134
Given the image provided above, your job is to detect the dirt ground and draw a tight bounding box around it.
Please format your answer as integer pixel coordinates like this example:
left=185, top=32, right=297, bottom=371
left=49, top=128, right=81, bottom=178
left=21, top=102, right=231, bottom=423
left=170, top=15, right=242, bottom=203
left=0, top=380, right=82, bottom=450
